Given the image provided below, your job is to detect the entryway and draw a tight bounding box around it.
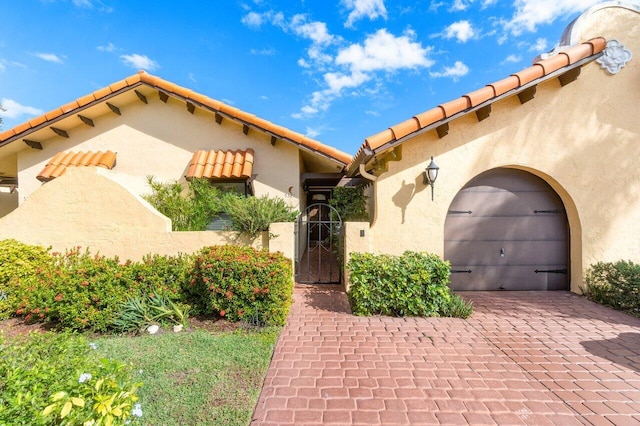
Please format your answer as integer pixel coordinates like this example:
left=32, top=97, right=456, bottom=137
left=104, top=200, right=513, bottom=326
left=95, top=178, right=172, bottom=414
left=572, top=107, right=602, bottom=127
left=445, top=168, right=569, bottom=291
left=295, top=203, right=343, bottom=284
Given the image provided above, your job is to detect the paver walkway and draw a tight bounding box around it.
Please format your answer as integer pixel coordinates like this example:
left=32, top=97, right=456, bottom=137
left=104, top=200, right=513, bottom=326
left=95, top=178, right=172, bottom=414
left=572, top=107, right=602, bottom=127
left=251, top=285, right=640, bottom=425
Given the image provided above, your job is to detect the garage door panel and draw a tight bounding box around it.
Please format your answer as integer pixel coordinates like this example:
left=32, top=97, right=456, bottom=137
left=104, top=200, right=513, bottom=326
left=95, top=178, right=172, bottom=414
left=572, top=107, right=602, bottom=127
left=445, top=216, right=567, bottom=241
left=446, top=240, right=567, bottom=265
left=449, top=265, right=567, bottom=291
left=444, top=168, right=568, bottom=291
left=448, top=191, right=564, bottom=217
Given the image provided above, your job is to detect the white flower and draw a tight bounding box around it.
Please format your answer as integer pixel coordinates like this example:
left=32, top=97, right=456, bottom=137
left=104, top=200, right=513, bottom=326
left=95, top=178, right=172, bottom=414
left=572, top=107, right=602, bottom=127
left=78, top=373, right=92, bottom=383
left=132, top=403, right=143, bottom=418
left=89, top=342, right=98, bottom=350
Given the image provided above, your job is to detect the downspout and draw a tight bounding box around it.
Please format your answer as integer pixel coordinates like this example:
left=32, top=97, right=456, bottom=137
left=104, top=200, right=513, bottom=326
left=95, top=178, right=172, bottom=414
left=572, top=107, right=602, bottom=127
left=358, top=163, right=378, bottom=182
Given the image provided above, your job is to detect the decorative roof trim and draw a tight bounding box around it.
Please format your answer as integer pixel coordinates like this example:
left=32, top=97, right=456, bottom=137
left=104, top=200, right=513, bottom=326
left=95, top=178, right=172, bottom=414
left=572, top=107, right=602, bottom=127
left=37, top=150, right=117, bottom=182
left=346, top=38, right=606, bottom=177
left=0, top=72, right=351, bottom=167
left=186, top=149, right=254, bottom=180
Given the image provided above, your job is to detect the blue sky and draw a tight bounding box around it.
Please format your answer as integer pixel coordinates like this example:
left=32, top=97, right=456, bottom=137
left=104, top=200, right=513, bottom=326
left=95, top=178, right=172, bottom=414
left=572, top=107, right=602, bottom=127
left=0, top=0, right=606, bottom=154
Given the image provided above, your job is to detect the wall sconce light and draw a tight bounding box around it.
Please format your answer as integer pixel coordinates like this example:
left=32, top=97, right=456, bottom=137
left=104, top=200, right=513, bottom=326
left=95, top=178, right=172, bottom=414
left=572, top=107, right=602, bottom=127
left=423, top=156, right=439, bottom=201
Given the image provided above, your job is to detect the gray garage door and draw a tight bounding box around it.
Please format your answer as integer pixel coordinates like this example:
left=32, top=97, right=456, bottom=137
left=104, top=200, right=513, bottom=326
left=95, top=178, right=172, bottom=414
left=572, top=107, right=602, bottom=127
left=445, top=168, right=568, bottom=291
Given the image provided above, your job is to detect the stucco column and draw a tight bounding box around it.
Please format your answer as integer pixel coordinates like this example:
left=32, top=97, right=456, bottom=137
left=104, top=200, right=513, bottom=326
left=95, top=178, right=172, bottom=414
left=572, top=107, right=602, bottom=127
left=343, top=222, right=372, bottom=292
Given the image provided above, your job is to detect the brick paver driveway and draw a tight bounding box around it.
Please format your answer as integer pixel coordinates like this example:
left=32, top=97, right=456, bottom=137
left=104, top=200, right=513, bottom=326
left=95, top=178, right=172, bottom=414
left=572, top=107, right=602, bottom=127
left=251, top=285, right=640, bottom=425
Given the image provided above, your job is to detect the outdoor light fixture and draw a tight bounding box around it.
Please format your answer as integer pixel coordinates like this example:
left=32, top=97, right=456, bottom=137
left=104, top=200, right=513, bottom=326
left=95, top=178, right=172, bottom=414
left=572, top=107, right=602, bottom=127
left=423, top=156, right=439, bottom=201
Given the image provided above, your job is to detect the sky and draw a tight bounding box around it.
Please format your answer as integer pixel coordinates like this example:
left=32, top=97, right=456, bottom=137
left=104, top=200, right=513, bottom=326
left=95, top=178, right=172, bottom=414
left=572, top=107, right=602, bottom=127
left=0, top=0, right=608, bottom=154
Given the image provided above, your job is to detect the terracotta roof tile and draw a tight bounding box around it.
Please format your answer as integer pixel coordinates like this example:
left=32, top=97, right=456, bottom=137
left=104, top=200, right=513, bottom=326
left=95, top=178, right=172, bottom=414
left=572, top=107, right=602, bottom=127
left=536, top=53, right=570, bottom=75
left=512, top=64, right=544, bottom=85
left=109, top=79, right=128, bottom=93
left=440, top=97, right=470, bottom=117
left=348, top=38, right=607, bottom=174
left=489, top=75, right=520, bottom=97
left=37, top=150, right=117, bottom=182
left=186, top=149, right=254, bottom=180
left=12, top=122, right=32, bottom=135
left=390, top=118, right=420, bottom=140
left=44, top=108, right=64, bottom=121
left=93, top=86, right=112, bottom=99
left=28, top=115, right=47, bottom=128
left=77, top=93, right=96, bottom=107
left=464, top=86, right=496, bottom=108
left=0, top=129, right=15, bottom=140
left=61, top=100, right=80, bottom=113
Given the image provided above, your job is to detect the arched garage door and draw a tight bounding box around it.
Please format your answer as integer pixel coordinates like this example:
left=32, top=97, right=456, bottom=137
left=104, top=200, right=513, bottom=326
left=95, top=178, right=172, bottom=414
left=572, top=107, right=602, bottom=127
left=445, top=168, right=568, bottom=291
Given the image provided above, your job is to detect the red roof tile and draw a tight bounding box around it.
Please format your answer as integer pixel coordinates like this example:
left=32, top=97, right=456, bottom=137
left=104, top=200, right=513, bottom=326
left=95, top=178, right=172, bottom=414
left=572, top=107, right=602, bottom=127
left=1, top=71, right=350, bottom=166
left=37, top=150, right=117, bottom=182
left=186, top=149, right=254, bottom=180
left=348, top=37, right=607, bottom=174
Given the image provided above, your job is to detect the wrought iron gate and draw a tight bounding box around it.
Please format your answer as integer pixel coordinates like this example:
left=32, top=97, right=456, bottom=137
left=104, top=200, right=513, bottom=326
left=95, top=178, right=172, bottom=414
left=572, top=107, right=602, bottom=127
left=295, top=203, right=343, bottom=284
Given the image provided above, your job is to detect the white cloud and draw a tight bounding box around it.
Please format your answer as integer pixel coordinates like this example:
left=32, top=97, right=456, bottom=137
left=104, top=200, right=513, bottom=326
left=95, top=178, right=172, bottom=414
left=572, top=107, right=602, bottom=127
left=97, top=42, right=116, bottom=52
left=530, top=37, right=548, bottom=52
left=291, top=15, right=335, bottom=46
left=0, top=62, right=5, bottom=72
left=482, top=0, right=497, bottom=8
left=120, top=54, right=159, bottom=71
left=342, top=0, right=387, bottom=28
left=428, top=1, right=445, bottom=12
left=241, top=10, right=285, bottom=29
left=188, top=72, right=197, bottom=83
left=506, top=0, right=602, bottom=35
left=0, top=98, right=44, bottom=120
left=429, top=61, right=469, bottom=80
left=33, top=52, right=64, bottom=64
left=444, top=20, right=475, bottom=43
left=305, top=126, right=321, bottom=138
left=336, top=29, right=434, bottom=73
left=451, top=0, right=471, bottom=11
left=72, top=0, right=92, bottom=7
left=501, top=54, right=522, bottom=64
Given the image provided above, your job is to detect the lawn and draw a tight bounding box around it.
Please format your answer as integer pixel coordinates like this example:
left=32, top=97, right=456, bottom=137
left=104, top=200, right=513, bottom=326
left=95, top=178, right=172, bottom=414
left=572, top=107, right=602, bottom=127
left=96, top=327, right=280, bottom=426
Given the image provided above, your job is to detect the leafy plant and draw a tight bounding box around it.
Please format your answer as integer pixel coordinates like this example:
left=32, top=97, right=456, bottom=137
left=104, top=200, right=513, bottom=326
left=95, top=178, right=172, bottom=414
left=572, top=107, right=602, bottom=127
left=219, top=195, right=298, bottom=237
left=583, top=260, right=640, bottom=317
left=0, top=332, right=142, bottom=425
left=113, top=295, right=189, bottom=333
left=347, top=251, right=472, bottom=318
left=329, top=186, right=368, bottom=222
left=187, top=245, right=293, bottom=325
left=0, top=239, right=54, bottom=320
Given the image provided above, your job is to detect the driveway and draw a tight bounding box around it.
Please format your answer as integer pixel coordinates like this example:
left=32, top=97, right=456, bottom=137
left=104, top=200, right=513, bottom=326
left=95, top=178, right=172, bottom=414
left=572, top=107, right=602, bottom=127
left=251, top=285, right=640, bottom=425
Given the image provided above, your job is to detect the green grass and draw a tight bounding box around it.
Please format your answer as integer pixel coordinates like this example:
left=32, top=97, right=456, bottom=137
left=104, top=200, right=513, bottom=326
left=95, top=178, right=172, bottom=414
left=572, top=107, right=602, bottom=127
left=96, top=327, right=280, bottom=426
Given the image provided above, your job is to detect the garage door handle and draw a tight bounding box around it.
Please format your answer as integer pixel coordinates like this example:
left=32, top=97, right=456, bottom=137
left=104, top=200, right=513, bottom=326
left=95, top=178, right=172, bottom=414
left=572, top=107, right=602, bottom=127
left=534, top=269, right=568, bottom=274
left=534, top=209, right=566, bottom=214
left=448, top=210, right=472, bottom=214
left=451, top=269, right=472, bottom=273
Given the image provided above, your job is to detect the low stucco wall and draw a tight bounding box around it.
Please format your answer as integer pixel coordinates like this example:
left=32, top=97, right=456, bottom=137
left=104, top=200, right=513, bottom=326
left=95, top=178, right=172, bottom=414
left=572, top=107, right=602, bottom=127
left=0, top=167, right=270, bottom=260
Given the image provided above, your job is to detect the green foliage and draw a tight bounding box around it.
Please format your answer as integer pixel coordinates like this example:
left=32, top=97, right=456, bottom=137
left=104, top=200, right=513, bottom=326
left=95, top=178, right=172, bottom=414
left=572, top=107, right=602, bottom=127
left=220, top=195, right=298, bottom=237
left=188, top=246, right=293, bottom=325
left=0, top=332, right=142, bottom=425
left=143, top=176, right=227, bottom=231
left=144, top=177, right=296, bottom=235
left=113, top=295, right=189, bottom=333
left=7, top=244, right=193, bottom=332
left=583, top=260, right=640, bottom=317
left=347, top=251, right=472, bottom=318
left=329, top=186, right=368, bottom=222
left=0, top=239, right=54, bottom=320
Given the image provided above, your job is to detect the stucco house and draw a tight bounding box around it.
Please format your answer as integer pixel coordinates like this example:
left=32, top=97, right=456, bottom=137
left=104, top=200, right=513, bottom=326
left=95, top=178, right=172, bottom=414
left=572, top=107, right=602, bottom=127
left=0, top=71, right=350, bottom=260
left=0, top=2, right=637, bottom=294
left=344, top=2, right=639, bottom=293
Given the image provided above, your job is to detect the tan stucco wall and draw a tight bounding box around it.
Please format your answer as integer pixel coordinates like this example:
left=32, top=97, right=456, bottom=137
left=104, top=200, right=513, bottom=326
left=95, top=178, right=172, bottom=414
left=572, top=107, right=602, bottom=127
left=16, top=95, right=302, bottom=211
left=0, top=168, right=267, bottom=260
left=367, top=6, right=639, bottom=293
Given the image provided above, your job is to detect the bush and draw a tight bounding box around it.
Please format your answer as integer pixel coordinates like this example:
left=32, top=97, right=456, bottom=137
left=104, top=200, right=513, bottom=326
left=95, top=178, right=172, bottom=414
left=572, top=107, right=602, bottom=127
left=0, top=239, right=54, bottom=320
left=187, top=246, right=293, bottom=325
left=329, top=186, right=368, bottom=222
left=9, top=245, right=194, bottom=332
left=220, top=195, right=298, bottom=237
left=0, top=332, right=142, bottom=425
left=583, top=260, right=640, bottom=317
left=347, top=251, right=473, bottom=318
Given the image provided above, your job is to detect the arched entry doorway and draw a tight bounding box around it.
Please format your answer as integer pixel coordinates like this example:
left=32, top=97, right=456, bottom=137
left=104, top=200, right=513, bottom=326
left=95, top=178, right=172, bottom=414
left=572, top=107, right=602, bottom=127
left=445, top=168, right=569, bottom=291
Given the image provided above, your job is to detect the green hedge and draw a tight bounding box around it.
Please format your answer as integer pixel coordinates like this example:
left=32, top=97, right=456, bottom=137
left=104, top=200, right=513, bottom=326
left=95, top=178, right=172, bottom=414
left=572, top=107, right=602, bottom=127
left=347, top=251, right=472, bottom=318
left=583, top=260, right=640, bottom=317
left=1, top=240, right=293, bottom=332
left=187, top=245, right=293, bottom=326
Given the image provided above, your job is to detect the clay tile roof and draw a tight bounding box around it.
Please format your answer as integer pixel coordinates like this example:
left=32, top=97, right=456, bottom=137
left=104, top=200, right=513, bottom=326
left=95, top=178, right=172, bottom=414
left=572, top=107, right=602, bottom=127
left=0, top=70, right=351, bottom=166
left=37, top=150, right=117, bottom=182
left=186, top=149, right=254, bottom=180
left=347, top=37, right=607, bottom=174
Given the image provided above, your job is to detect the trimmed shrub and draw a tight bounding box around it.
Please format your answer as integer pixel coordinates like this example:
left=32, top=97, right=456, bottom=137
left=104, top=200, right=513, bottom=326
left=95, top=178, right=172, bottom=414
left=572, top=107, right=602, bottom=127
left=220, top=195, right=298, bottom=237
left=187, top=246, right=293, bottom=325
left=583, top=260, right=640, bottom=317
left=0, top=332, right=142, bottom=425
left=347, top=251, right=473, bottom=318
left=0, top=239, right=54, bottom=320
